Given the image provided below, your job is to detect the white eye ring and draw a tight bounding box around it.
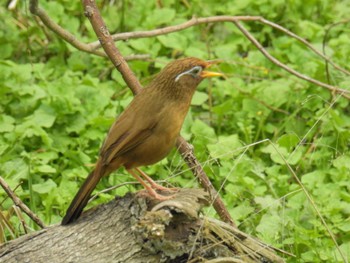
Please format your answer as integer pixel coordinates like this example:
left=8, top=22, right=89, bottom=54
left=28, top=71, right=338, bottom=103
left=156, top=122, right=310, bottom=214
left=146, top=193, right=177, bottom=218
left=175, top=66, right=203, bottom=82
left=189, top=66, right=202, bottom=75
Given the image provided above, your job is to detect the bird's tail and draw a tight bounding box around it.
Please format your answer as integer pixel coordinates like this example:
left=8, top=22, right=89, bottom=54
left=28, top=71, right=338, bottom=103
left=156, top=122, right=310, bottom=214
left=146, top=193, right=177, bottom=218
left=61, top=161, right=105, bottom=225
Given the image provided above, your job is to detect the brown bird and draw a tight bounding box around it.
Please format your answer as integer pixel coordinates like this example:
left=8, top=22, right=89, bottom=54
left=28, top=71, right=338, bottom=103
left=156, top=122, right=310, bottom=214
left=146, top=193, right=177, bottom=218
left=61, top=57, right=223, bottom=225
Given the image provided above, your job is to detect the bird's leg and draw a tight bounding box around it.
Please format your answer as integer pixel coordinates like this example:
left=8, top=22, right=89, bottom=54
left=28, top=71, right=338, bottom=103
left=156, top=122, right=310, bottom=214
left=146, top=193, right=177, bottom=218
left=127, top=169, right=173, bottom=200
left=135, top=167, right=178, bottom=192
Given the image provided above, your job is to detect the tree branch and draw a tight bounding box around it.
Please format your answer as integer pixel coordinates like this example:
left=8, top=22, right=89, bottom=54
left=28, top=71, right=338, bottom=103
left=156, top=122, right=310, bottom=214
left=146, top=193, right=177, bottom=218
left=28, top=0, right=149, bottom=61
left=233, top=21, right=350, bottom=100
left=90, top=15, right=350, bottom=78
left=29, top=0, right=350, bottom=99
left=0, top=177, right=45, bottom=229
left=81, top=1, right=142, bottom=95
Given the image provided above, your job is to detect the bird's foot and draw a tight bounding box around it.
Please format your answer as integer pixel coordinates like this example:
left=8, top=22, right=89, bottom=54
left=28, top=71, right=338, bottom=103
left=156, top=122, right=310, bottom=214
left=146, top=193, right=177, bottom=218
left=137, top=188, right=175, bottom=201
left=134, top=168, right=178, bottom=193
left=149, top=182, right=179, bottom=193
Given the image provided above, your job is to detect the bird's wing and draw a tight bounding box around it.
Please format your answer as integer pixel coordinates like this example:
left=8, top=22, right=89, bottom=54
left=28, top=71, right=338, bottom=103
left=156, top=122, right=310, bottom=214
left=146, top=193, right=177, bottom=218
left=99, top=93, right=159, bottom=165
left=101, top=122, right=157, bottom=165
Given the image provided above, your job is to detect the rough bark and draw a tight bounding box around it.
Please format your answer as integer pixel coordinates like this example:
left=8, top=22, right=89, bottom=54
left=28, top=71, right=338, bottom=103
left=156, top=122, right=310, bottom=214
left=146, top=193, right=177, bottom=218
left=0, top=189, right=285, bottom=263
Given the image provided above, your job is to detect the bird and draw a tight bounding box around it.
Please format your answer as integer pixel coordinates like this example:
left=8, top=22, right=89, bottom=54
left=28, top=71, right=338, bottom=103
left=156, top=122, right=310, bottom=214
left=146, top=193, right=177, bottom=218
left=61, top=57, right=223, bottom=225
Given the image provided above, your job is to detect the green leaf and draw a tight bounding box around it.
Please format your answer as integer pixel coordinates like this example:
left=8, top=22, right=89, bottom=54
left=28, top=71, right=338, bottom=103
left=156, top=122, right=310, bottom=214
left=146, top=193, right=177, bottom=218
left=0, top=115, right=15, bottom=133
left=301, top=171, right=326, bottom=188
left=33, top=179, right=57, bottom=194
left=338, top=221, right=350, bottom=232
left=27, top=104, right=56, bottom=128
left=230, top=201, right=254, bottom=221
left=255, top=195, right=280, bottom=210
left=145, top=8, right=175, bottom=27
left=212, top=100, right=235, bottom=115
left=336, top=242, right=350, bottom=260
left=333, top=155, right=350, bottom=170
left=1, top=158, right=29, bottom=182
left=157, top=33, right=188, bottom=50
left=257, top=79, right=290, bottom=107
left=191, top=91, right=208, bottom=106
left=190, top=119, right=216, bottom=143
left=256, top=213, right=281, bottom=241
left=207, top=134, right=242, bottom=159
left=66, top=114, right=87, bottom=133
left=261, top=144, right=302, bottom=165
left=35, top=164, right=57, bottom=174
left=0, top=43, right=13, bottom=59
left=276, top=133, right=300, bottom=151
left=184, top=46, right=208, bottom=58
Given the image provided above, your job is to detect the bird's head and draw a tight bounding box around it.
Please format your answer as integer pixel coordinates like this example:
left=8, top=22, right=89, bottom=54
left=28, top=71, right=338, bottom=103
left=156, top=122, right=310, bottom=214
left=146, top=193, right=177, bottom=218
left=151, top=57, right=223, bottom=99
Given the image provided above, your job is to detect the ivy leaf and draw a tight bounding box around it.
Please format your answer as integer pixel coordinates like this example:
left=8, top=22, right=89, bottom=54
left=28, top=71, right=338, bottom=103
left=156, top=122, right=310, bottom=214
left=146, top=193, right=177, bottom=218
left=26, top=104, right=56, bottom=128
left=333, top=155, right=350, bottom=171
left=35, top=164, right=57, bottom=174
left=157, top=33, right=188, bottom=50
left=207, top=134, right=242, bottom=159
left=191, top=91, right=208, bottom=106
left=256, top=213, right=282, bottom=242
left=33, top=179, right=57, bottom=194
left=276, top=133, right=300, bottom=151
left=0, top=115, right=15, bottom=133
left=145, top=8, right=175, bottom=27
left=261, top=144, right=302, bottom=165
left=190, top=119, right=216, bottom=143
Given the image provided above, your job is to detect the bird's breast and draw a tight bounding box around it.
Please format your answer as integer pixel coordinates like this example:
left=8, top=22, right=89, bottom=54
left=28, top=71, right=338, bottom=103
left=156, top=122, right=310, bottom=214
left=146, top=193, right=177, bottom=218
left=122, top=101, right=190, bottom=169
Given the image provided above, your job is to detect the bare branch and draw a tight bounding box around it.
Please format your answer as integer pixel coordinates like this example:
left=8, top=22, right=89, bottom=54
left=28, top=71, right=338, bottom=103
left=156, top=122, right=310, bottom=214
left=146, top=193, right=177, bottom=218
left=233, top=21, right=350, bottom=100
left=28, top=0, right=149, bottom=60
left=259, top=18, right=350, bottom=76
left=0, top=177, right=45, bottom=229
left=322, top=19, right=350, bottom=83
left=81, top=0, right=142, bottom=95
left=29, top=2, right=350, bottom=98
left=90, top=15, right=350, bottom=99
left=176, top=137, right=236, bottom=227
left=89, top=15, right=350, bottom=78
left=90, top=16, right=261, bottom=49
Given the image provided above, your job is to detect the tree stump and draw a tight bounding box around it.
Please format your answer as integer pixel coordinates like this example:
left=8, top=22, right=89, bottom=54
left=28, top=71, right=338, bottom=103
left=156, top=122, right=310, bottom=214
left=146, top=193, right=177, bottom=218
left=0, top=189, right=285, bottom=262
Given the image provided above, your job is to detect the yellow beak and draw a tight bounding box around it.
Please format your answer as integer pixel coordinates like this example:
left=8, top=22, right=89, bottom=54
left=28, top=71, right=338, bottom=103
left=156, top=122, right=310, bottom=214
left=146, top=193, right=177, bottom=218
left=200, top=59, right=224, bottom=78
left=200, top=71, right=224, bottom=78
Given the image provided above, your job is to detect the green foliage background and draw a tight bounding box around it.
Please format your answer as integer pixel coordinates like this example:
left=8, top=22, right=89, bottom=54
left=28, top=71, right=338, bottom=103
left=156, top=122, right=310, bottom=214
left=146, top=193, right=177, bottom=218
left=1, top=0, right=350, bottom=261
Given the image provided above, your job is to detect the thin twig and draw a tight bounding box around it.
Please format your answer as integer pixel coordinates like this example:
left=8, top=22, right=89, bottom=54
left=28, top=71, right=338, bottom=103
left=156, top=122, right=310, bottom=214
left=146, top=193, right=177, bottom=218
left=0, top=210, right=16, bottom=239
left=269, top=142, right=348, bottom=263
left=259, top=18, right=350, bottom=76
left=233, top=21, right=350, bottom=100
left=322, top=19, right=350, bottom=84
left=90, top=16, right=260, bottom=49
left=28, top=2, right=350, bottom=98
left=28, top=0, right=150, bottom=60
left=0, top=176, right=45, bottom=229
left=176, top=137, right=236, bottom=227
left=12, top=205, right=29, bottom=234
left=87, top=15, right=350, bottom=78
left=88, top=181, right=140, bottom=202
left=82, top=0, right=142, bottom=95
left=0, top=183, right=21, bottom=206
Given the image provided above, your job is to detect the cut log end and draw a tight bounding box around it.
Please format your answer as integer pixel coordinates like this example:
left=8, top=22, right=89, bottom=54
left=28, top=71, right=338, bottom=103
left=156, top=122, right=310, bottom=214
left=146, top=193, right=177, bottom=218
left=0, top=188, right=286, bottom=263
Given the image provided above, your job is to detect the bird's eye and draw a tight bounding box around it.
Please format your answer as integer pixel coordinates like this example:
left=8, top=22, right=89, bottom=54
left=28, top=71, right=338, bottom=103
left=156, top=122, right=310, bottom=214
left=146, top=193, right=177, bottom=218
left=175, top=66, right=203, bottom=82
left=190, top=66, right=202, bottom=76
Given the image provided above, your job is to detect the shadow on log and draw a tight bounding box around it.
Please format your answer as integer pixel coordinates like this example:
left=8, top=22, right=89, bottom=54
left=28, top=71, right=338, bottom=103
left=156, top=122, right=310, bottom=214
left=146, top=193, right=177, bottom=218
left=0, top=189, right=285, bottom=262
